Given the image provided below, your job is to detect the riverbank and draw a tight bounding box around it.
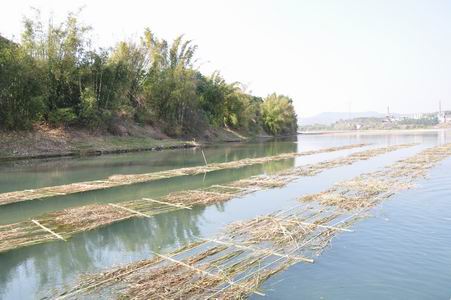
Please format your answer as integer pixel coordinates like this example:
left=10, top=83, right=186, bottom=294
left=0, top=124, right=257, bottom=161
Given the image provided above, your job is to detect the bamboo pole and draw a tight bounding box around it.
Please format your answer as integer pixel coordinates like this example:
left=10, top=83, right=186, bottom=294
left=142, top=198, right=192, bottom=210
left=31, top=220, right=66, bottom=241
left=289, top=220, right=354, bottom=232
left=150, top=251, right=266, bottom=297
left=201, top=149, right=208, bottom=166
left=198, top=236, right=314, bottom=263
left=55, top=259, right=160, bottom=300
left=206, top=206, right=367, bottom=299
left=108, top=203, right=151, bottom=218
left=211, top=184, right=258, bottom=191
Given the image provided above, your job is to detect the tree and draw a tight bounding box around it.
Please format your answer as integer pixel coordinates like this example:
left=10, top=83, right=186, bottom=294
left=260, top=93, right=297, bottom=135
left=21, top=9, right=91, bottom=115
left=1, top=11, right=299, bottom=135
left=0, top=35, right=44, bottom=129
left=109, top=40, right=149, bottom=109
left=142, top=29, right=202, bottom=135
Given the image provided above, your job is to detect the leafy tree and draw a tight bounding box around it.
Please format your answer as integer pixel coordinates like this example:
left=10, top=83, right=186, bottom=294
left=21, top=9, right=91, bottom=114
left=197, top=71, right=228, bottom=127
left=0, top=36, right=44, bottom=129
left=261, top=93, right=298, bottom=135
left=109, top=40, right=149, bottom=110
left=142, top=29, right=201, bottom=134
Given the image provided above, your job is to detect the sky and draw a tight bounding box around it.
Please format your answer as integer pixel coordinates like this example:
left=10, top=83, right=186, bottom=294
left=1, top=0, right=451, bottom=118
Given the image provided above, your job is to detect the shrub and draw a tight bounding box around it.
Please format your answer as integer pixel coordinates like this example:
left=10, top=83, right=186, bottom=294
left=48, top=108, right=77, bottom=126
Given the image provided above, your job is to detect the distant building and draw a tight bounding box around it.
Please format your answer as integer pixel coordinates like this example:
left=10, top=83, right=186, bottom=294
left=438, top=111, right=451, bottom=124
left=410, top=113, right=424, bottom=120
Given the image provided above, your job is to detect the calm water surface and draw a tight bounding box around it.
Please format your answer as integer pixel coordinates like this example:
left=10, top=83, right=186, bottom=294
left=0, top=131, right=450, bottom=299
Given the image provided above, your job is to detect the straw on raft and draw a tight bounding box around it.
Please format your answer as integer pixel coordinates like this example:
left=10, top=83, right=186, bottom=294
left=300, top=143, right=451, bottom=211
left=57, top=200, right=364, bottom=299
left=57, top=207, right=342, bottom=300
left=76, top=246, right=290, bottom=300
left=56, top=143, right=451, bottom=299
left=226, top=210, right=341, bottom=252
left=0, top=144, right=368, bottom=207
left=0, top=143, right=414, bottom=254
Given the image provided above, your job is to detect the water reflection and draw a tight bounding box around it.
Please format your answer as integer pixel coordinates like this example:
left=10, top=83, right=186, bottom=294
left=252, top=156, right=451, bottom=299
left=0, top=158, right=296, bottom=225
left=0, top=206, right=206, bottom=299
left=0, top=139, right=299, bottom=193
left=1, top=131, right=450, bottom=299
left=296, top=130, right=450, bottom=149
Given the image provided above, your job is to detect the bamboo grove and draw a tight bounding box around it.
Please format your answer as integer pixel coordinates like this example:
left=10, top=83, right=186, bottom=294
left=0, top=11, right=297, bottom=136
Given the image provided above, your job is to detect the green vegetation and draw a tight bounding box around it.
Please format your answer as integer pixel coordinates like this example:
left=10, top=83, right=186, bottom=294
left=0, top=11, right=297, bottom=137
left=261, top=93, right=298, bottom=135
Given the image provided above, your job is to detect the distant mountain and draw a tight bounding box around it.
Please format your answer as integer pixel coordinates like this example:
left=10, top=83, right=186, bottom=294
left=299, top=111, right=386, bottom=125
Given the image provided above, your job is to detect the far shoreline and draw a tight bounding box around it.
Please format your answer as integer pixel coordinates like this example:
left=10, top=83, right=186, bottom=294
left=298, top=127, right=451, bottom=136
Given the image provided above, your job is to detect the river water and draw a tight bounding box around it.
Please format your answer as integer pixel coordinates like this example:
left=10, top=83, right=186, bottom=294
left=0, top=130, right=450, bottom=299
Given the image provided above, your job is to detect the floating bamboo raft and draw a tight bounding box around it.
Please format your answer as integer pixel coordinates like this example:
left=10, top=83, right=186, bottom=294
left=0, top=144, right=367, bottom=207
left=300, top=143, right=451, bottom=211
left=0, top=144, right=412, bottom=254
left=57, top=206, right=350, bottom=300
left=56, top=143, right=451, bottom=299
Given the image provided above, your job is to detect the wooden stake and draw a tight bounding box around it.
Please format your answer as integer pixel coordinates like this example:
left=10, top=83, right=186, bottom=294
left=201, top=149, right=208, bottom=166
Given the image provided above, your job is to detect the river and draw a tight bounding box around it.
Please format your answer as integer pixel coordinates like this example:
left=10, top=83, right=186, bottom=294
left=0, top=130, right=450, bottom=299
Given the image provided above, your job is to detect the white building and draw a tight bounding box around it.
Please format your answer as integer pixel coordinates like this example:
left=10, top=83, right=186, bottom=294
left=438, top=111, right=451, bottom=124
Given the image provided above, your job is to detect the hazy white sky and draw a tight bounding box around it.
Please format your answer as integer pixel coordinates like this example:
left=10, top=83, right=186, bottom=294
left=1, top=0, right=451, bottom=117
